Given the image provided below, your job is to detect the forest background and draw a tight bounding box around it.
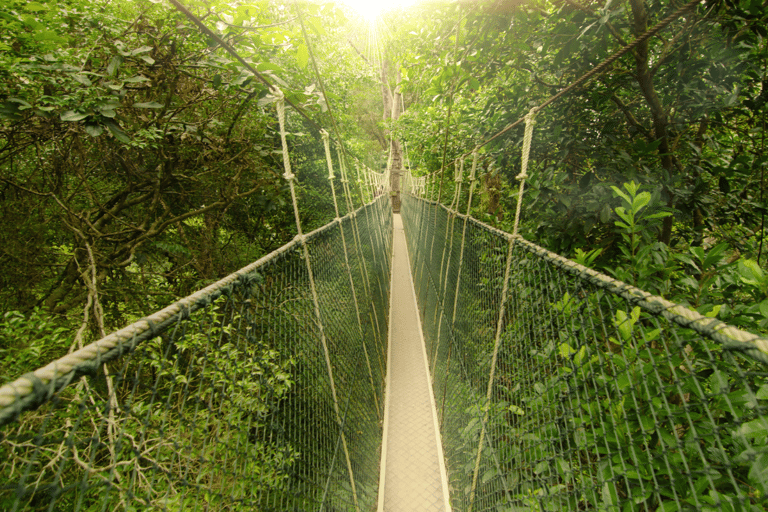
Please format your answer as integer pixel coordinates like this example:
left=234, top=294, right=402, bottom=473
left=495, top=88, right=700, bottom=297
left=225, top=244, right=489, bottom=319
left=1, top=0, right=767, bottom=383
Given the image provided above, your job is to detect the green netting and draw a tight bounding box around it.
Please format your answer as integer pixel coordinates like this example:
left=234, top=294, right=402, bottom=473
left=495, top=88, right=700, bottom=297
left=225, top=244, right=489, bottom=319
left=0, top=196, right=392, bottom=512
left=402, top=193, right=768, bottom=512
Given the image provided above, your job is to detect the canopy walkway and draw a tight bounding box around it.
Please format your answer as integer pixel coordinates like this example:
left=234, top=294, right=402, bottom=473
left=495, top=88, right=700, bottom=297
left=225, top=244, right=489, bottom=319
left=2, top=159, right=768, bottom=510
left=2, top=3, right=768, bottom=508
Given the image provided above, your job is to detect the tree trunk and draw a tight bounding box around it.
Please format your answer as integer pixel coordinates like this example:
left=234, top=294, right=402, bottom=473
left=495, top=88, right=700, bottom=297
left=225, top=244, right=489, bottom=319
left=382, top=60, right=404, bottom=212
left=629, top=0, right=675, bottom=245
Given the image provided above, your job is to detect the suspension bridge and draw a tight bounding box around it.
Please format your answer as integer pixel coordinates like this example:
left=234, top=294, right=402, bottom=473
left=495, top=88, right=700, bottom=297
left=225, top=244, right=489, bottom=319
left=3, top=1, right=768, bottom=510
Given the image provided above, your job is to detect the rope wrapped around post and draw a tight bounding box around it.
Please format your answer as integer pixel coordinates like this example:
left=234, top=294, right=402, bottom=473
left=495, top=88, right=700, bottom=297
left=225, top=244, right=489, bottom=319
left=512, top=107, right=537, bottom=238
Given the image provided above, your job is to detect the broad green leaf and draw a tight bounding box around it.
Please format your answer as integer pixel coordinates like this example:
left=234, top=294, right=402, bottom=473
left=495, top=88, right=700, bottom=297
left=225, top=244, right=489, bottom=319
left=736, top=418, right=768, bottom=439
left=25, top=2, right=47, bottom=11
left=33, top=31, right=68, bottom=43
left=296, top=44, right=309, bottom=68
left=702, top=243, right=729, bottom=270
left=131, top=45, right=153, bottom=55
left=71, top=74, right=92, bottom=86
left=632, top=191, right=651, bottom=212
left=104, top=121, right=130, bottom=143
left=748, top=453, right=768, bottom=495
left=705, top=305, right=722, bottom=318
left=708, top=370, right=728, bottom=395
left=558, top=342, right=576, bottom=359
left=7, top=98, right=32, bottom=109
left=133, top=101, right=164, bottom=109
left=84, top=124, right=104, bottom=137
left=256, top=62, right=284, bottom=74
left=602, top=482, right=619, bottom=509
left=738, top=259, right=765, bottom=286
left=107, top=56, right=123, bottom=76
left=756, top=384, right=768, bottom=400
left=610, top=185, right=631, bottom=204
left=123, top=75, right=149, bottom=83
left=61, top=111, right=89, bottom=122
left=308, top=16, right=326, bottom=36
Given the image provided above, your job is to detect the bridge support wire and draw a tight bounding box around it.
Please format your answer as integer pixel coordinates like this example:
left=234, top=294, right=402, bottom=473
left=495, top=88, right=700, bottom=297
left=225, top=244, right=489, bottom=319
left=275, top=89, right=360, bottom=512
left=322, top=131, right=381, bottom=418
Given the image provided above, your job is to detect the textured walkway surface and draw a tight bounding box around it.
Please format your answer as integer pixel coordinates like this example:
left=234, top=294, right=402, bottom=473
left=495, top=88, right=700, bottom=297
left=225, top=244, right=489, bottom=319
left=378, top=214, right=451, bottom=512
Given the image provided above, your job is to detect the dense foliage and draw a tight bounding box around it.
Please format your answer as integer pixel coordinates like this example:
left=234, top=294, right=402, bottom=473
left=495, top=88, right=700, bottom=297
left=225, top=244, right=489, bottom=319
left=387, top=0, right=768, bottom=332
left=0, top=0, right=384, bottom=377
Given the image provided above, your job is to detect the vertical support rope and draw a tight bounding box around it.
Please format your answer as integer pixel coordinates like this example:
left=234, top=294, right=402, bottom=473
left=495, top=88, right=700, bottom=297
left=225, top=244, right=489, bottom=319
left=431, top=158, right=465, bottom=370
left=322, top=131, right=381, bottom=418
left=452, top=152, right=478, bottom=323
left=275, top=92, right=360, bottom=512
left=468, top=233, right=515, bottom=512
left=512, top=108, right=537, bottom=238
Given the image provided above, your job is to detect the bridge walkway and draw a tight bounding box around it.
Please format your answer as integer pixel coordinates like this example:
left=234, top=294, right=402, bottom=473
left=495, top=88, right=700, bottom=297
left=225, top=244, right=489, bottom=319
left=377, top=214, right=452, bottom=512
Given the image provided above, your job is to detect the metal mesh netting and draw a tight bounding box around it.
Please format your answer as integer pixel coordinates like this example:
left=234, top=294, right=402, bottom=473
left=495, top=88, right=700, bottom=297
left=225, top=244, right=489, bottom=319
left=0, top=196, right=392, bottom=511
left=401, top=193, right=768, bottom=512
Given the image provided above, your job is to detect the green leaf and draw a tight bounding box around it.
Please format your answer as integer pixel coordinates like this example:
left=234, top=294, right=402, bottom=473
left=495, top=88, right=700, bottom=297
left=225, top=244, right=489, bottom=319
left=632, top=191, right=651, bottom=212
left=133, top=101, right=164, bottom=109
left=33, top=31, right=68, bottom=43
left=756, top=384, right=768, bottom=400
left=123, top=75, right=150, bottom=83
left=25, top=2, right=47, bottom=11
left=748, top=453, right=768, bottom=495
left=84, top=124, right=104, bottom=137
left=256, top=62, right=284, bottom=74
left=308, top=16, right=326, bottom=36
left=602, top=481, right=619, bottom=509
left=131, top=45, right=153, bottom=55
left=702, top=243, right=729, bottom=270
left=610, top=185, right=631, bottom=204
left=708, top=370, right=728, bottom=395
left=104, top=121, right=130, bottom=143
left=736, top=418, right=768, bottom=439
left=212, top=74, right=222, bottom=89
left=738, top=259, right=765, bottom=286
left=705, top=305, right=722, bottom=318
left=61, top=111, right=89, bottom=122
left=296, top=44, right=309, bottom=68
left=71, top=74, right=92, bottom=86
left=107, top=56, right=123, bottom=77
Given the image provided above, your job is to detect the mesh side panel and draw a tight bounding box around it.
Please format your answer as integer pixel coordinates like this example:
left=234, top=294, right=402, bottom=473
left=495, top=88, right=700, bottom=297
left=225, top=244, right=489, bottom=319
left=402, top=194, right=768, bottom=512
left=0, top=197, right=392, bottom=512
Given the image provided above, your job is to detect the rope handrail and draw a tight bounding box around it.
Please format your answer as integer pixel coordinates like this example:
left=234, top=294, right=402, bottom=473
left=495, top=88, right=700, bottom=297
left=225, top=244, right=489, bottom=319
left=0, top=200, right=383, bottom=426
left=403, top=190, right=768, bottom=362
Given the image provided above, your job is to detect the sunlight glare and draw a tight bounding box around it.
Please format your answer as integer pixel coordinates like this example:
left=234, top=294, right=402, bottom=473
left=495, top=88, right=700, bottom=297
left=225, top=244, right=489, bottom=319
left=341, top=0, right=417, bottom=21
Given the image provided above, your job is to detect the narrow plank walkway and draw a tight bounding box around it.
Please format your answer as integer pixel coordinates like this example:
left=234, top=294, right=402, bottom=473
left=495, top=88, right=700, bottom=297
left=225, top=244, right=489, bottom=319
left=378, top=214, right=451, bottom=512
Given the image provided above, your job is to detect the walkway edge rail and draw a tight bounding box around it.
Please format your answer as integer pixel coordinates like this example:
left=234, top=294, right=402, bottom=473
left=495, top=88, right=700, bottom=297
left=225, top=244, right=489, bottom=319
left=413, top=197, right=768, bottom=365
left=0, top=204, right=380, bottom=428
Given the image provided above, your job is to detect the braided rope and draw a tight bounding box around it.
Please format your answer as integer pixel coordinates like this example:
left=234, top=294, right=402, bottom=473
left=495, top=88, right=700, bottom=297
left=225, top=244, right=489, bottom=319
left=512, top=108, right=536, bottom=238
left=511, top=235, right=768, bottom=363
